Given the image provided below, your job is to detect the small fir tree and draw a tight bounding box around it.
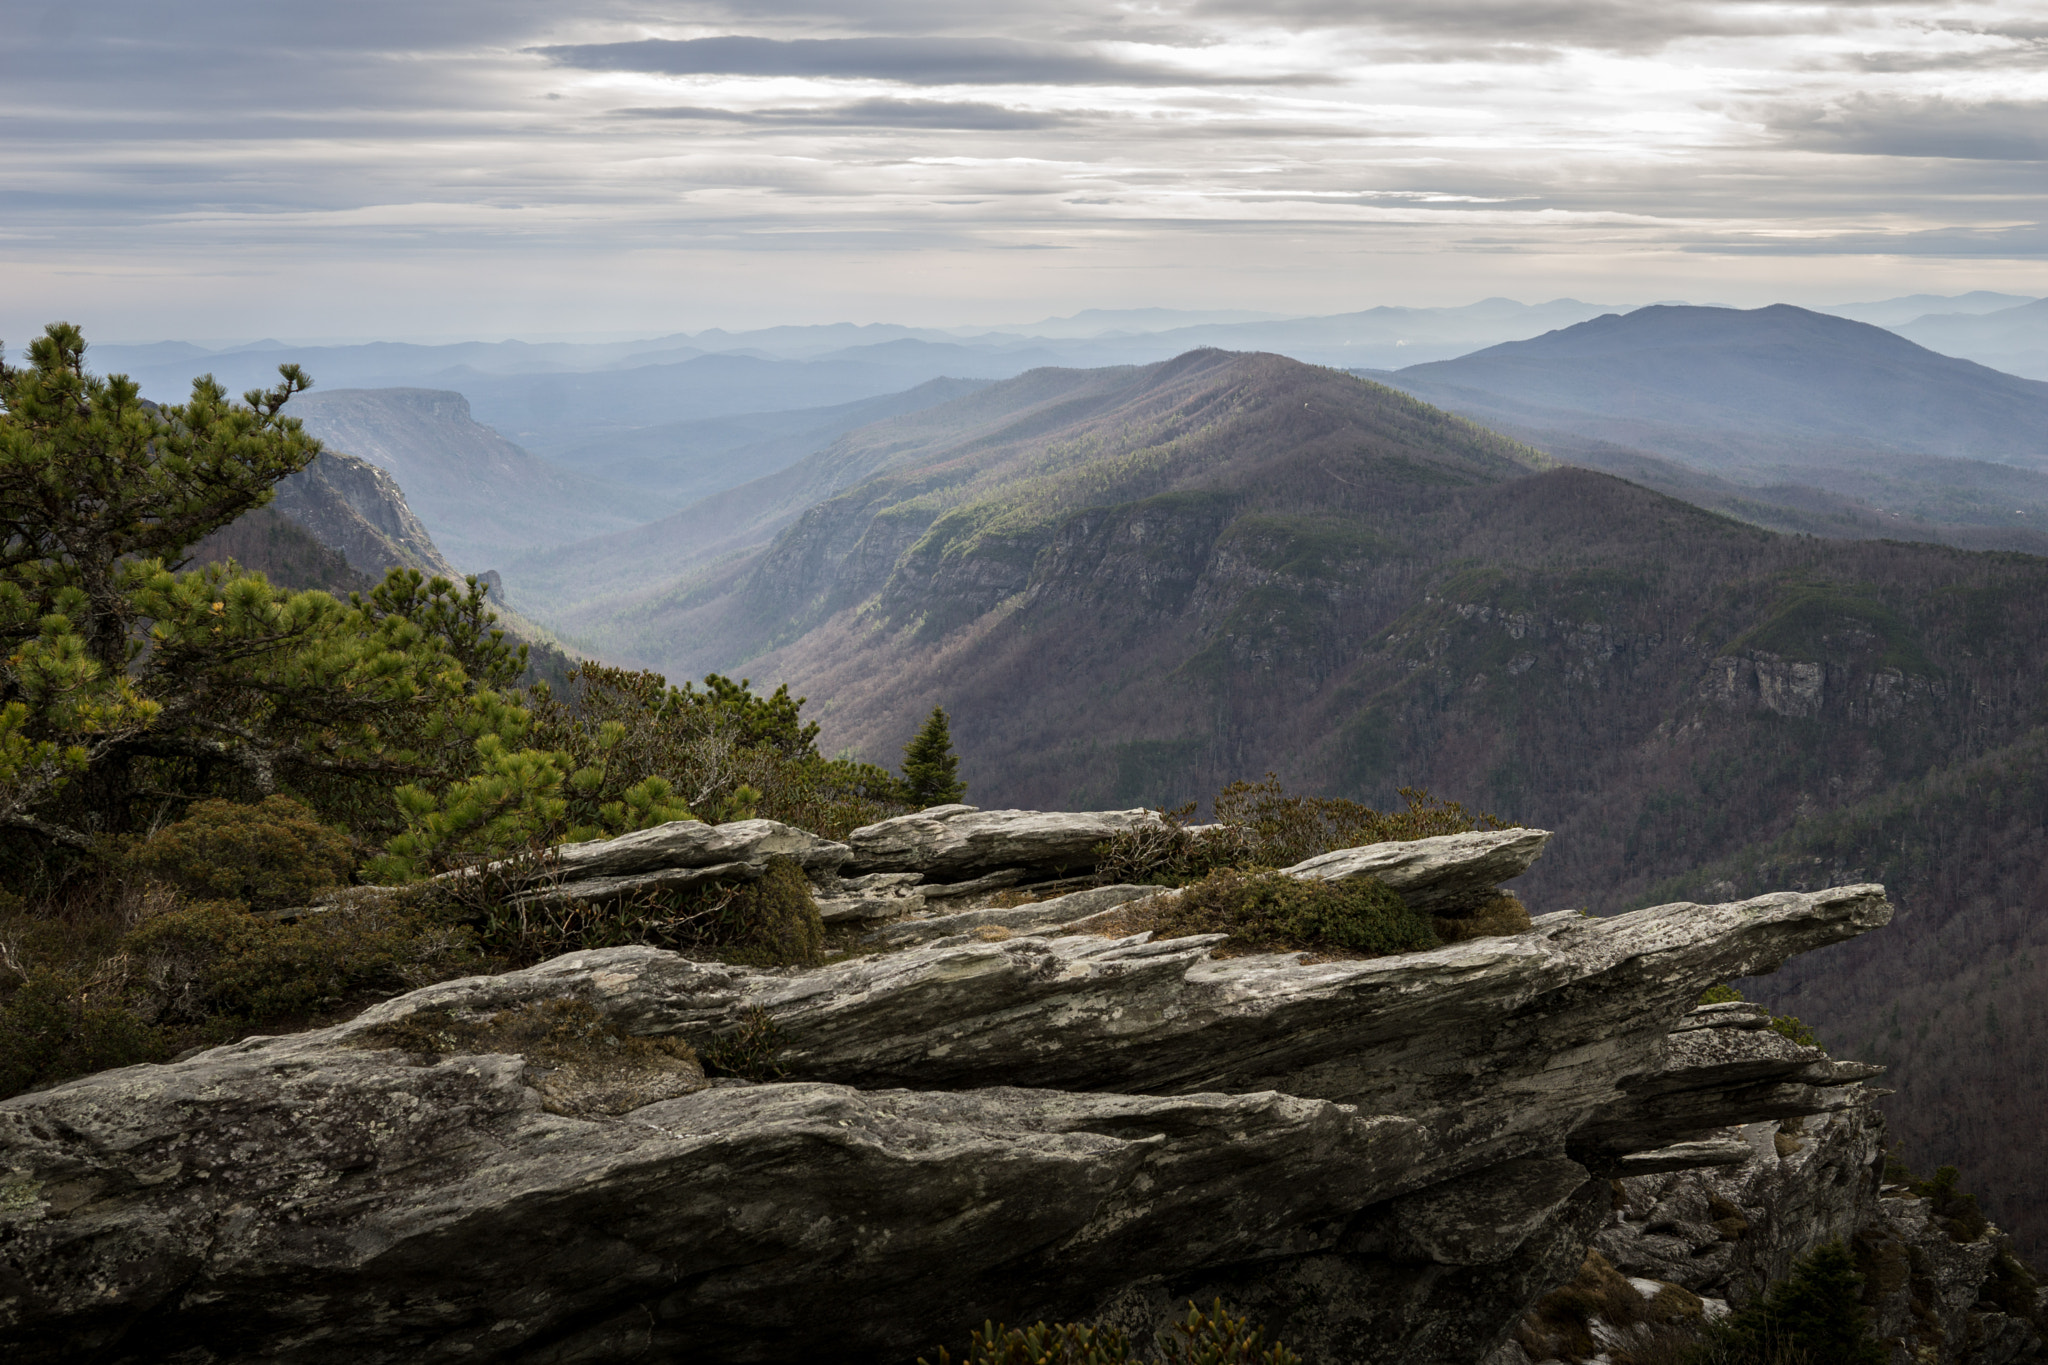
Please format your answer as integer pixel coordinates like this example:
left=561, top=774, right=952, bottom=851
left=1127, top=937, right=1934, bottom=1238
left=902, top=706, right=965, bottom=808
left=1707, top=1241, right=1886, bottom=1365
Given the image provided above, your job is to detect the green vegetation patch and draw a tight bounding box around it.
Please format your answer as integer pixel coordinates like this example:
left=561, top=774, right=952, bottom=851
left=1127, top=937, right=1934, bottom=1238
left=1724, top=579, right=1934, bottom=675
left=1516, top=1249, right=1707, bottom=1364
left=1696, top=1242, right=1887, bottom=1365
left=1219, top=513, right=1402, bottom=579
left=1093, top=778, right=1513, bottom=886
left=126, top=796, right=354, bottom=913
left=470, top=856, right=825, bottom=970
left=1695, top=984, right=1823, bottom=1051
left=1152, top=869, right=1441, bottom=958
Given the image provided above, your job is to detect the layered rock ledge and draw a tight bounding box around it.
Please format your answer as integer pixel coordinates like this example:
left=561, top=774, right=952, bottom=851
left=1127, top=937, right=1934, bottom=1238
left=0, top=817, right=1899, bottom=1365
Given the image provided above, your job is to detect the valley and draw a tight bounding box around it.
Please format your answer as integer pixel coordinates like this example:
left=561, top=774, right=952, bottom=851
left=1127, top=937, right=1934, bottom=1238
left=120, top=295, right=2048, bottom=1261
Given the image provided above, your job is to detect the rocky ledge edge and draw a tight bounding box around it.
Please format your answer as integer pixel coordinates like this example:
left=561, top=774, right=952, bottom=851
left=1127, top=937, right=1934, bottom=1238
left=0, top=812, right=1898, bottom=1365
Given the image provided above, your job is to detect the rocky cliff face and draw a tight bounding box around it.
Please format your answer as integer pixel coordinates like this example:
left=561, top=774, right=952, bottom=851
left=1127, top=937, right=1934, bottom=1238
left=271, top=450, right=464, bottom=581
left=1498, top=1099, right=2045, bottom=1365
left=0, top=812, right=1995, bottom=1365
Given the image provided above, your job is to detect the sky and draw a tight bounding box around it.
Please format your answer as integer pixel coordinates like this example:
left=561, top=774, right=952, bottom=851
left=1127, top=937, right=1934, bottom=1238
left=3, top=0, right=2046, bottom=342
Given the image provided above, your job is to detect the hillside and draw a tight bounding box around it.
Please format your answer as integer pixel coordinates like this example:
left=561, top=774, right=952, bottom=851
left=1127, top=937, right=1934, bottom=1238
left=543, top=349, right=2048, bottom=1253
left=543, top=377, right=992, bottom=505
left=1647, top=724, right=2048, bottom=1262
left=1382, top=304, right=2048, bottom=470
left=502, top=354, right=1382, bottom=622
left=283, top=388, right=644, bottom=569
left=1370, top=304, right=2048, bottom=549
left=183, top=504, right=370, bottom=595
left=1894, top=296, right=2048, bottom=382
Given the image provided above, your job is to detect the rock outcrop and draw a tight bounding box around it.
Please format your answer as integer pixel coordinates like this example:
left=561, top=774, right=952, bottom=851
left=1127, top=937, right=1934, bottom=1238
left=0, top=815, right=1910, bottom=1365
left=272, top=449, right=463, bottom=581
left=1494, top=1008, right=2046, bottom=1365
left=1281, top=828, right=1552, bottom=911
left=488, top=818, right=852, bottom=909
left=843, top=804, right=1164, bottom=879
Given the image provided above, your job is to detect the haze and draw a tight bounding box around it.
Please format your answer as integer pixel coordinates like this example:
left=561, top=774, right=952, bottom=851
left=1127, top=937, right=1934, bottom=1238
left=5, top=0, right=2046, bottom=344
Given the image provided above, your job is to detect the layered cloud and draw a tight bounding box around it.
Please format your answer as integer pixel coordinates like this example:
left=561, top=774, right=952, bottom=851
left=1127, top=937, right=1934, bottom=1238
left=3, top=0, right=2043, bottom=338
left=536, top=35, right=1274, bottom=85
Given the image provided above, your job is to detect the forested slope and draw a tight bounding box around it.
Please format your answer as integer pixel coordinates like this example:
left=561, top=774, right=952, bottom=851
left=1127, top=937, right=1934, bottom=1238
left=591, top=350, right=2048, bottom=1254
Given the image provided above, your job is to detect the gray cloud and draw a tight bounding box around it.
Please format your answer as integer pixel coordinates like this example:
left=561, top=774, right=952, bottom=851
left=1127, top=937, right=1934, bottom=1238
left=5, top=0, right=2046, bottom=342
left=619, top=98, right=1073, bottom=129
left=1695, top=222, right=2048, bottom=257
left=1184, top=0, right=1912, bottom=52
left=534, top=34, right=1280, bottom=85
left=1775, top=97, right=2048, bottom=161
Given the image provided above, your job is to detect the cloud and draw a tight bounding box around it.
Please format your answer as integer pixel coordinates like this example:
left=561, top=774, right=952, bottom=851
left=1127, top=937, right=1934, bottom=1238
left=7, top=0, right=2048, bottom=341
left=1774, top=97, right=2048, bottom=161
left=533, top=34, right=1278, bottom=86
left=1183, top=0, right=1901, bottom=53
left=619, top=98, right=1073, bottom=130
left=1695, top=221, right=2048, bottom=257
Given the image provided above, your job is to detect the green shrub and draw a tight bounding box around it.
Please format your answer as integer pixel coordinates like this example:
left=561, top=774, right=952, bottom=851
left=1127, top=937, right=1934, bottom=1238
left=1155, top=870, right=1440, bottom=957
left=700, top=1005, right=789, bottom=1080
left=0, top=961, right=164, bottom=1097
left=1920, top=1165, right=1991, bottom=1243
left=1981, top=1248, right=2046, bottom=1328
left=921, top=1299, right=1300, bottom=1365
left=1093, top=817, right=1256, bottom=888
left=711, top=859, right=825, bottom=967
left=1695, top=1242, right=1886, bottom=1365
left=121, top=894, right=477, bottom=1024
left=1693, top=984, right=1825, bottom=1052
left=127, top=796, right=354, bottom=912
left=1212, top=776, right=1510, bottom=869
left=738, top=750, right=909, bottom=841
left=1433, top=892, right=1534, bottom=943
left=1095, top=779, right=1513, bottom=887
left=1516, top=1250, right=1706, bottom=1364
left=471, top=856, right=824, bottom=970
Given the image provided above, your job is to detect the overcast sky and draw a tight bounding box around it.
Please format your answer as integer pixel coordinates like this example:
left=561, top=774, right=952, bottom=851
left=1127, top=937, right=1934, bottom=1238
left=4, top=0, right=2045, bottom=342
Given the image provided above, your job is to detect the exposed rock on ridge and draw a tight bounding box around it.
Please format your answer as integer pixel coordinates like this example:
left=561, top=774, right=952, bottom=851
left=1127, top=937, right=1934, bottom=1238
left=271, top=450, right=463, bottom=581
left=843, top=804, right=1165, bottom=878
left=1281, top=827, right=1551, bottom=910
left=0, top=817, right=1893, bottom=1365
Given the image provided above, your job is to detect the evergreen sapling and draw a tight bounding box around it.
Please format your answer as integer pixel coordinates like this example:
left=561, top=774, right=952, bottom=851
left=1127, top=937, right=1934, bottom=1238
left=902, top=705, right=965, bottom=808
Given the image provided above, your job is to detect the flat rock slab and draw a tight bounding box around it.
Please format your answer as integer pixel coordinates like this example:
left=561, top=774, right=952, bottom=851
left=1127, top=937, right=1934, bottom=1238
left=815, top=872, right=928, bottom=924
left=1279, top=828, right=1552, bottom=911
left=494, top=818, right=852, bottom=887
left=845, top=805, right=1164, bottom=878
left=0, top=875, right=1895, bottom=1365
left=328, top=883, right=1889, bottom=1189
left=0, top=1059, right=1421, bottom=1365
left=862, top=884, right=1164, bottom=948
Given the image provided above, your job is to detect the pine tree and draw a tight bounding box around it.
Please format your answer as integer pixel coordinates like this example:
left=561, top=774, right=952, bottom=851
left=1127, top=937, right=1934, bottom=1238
left=0, top=324, right=530, bottom=850
left=902, top=706, right=965, bottom=808
left=1709, top=1241, right=1886, bottom=1365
